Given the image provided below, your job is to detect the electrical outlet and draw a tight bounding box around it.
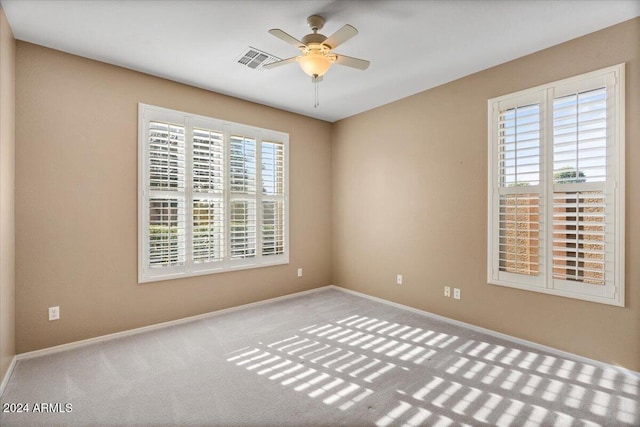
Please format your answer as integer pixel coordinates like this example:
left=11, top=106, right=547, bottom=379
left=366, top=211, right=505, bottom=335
left=297, top=268, right=303, bottom=277
left=453, top=288, right=461, bottom=300
left=48, top=306, right=60, bottom=321
left=396, top=274, right=403, bottom=285
left=444, top=286, right=451, bottom=297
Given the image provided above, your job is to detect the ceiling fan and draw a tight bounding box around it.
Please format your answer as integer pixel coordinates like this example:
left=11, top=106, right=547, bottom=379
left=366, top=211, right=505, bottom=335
left=264, top=15, right=370, bottom=82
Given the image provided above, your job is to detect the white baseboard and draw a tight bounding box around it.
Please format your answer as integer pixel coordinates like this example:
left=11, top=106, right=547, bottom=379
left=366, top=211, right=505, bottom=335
left=7, top=283, right=639, bottom=387
left=329, top=285, right=640, bottom=379
left=15, top=286, right=330, bottom=362
left=0, top=356, right=17, bottom=398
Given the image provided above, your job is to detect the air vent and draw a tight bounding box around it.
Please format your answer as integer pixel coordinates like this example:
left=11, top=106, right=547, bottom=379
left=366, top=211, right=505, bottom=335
left=236, top=47, right=281, bottom=71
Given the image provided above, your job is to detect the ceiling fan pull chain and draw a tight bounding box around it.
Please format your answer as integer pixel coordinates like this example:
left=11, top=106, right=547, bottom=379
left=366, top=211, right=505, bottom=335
left=314, top=76, right=320, bottom=108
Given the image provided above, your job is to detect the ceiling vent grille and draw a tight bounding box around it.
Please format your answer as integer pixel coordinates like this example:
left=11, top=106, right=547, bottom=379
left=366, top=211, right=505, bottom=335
left=236, top=47, right=281, bottom=71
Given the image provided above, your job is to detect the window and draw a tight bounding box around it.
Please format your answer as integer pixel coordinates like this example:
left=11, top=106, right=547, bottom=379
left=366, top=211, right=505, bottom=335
left=488, top=64, right=625, bottom=306
left=138, top=104, right=289, bottom=283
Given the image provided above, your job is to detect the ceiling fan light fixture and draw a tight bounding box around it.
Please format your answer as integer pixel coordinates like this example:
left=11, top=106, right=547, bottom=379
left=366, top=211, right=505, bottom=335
left=297, top=51, right=333, bottom=77
left=264, top=14, right=369, bottom=107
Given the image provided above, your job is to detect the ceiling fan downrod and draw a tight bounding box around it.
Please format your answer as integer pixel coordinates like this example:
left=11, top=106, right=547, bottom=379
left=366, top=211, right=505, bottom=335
left=313, top=75, right=320, bottom=108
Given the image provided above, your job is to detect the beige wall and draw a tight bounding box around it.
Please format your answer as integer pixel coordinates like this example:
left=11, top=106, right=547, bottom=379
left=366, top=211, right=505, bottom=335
left=332, top=18, right=640, bottom=371
left=0, top=6, right=16, bottom=381
left=15, top=42, right=332, bottom=353
left=11, top=17, right=640, bottom=372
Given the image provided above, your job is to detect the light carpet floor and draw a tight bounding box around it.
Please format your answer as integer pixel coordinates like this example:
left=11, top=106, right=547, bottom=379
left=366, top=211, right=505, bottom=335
left=1, top=288, right=638, bottom=426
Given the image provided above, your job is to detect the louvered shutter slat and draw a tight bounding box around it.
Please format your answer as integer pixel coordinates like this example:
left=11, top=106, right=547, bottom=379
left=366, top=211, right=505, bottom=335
left=261, top=141, right=285, bottom=256
left=193, top=128, right=224, bottom=193
left=230, top=200, right=256, bottom=259
left=191, top=127, right=225, bottom=264
left=148, top=198, right=185, bottom=268
left=496, top=102, right=542, bottom=278
left=147, top=120, right=186, bottom=269
left=498, top=193, right=540, bottom=276
left=230, top=136, right=257, bottom=194
left=193, top=199, right=224, bottom=263
left=552, top=87, right=607, bottom=184
left=552, top=86, right=607, bottom=287
left=262, top=201, right=284, bottom=256
left=498, top=103, right=541, bottom=187
left=552, top=189, right=606, bottom=285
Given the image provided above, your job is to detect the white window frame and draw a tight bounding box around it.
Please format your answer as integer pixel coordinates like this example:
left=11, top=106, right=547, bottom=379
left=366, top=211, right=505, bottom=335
left=138, top=104, right=289, bottom=283
left=487, top=64, right=625, bottom=306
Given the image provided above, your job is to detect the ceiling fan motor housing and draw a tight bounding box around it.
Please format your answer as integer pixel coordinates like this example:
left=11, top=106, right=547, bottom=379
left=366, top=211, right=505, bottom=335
left=301, top=33, right=328, bottom=47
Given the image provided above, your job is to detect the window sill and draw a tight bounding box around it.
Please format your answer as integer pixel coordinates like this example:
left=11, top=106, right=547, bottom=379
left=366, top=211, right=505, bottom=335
left=139, top=256, right=289, bottom=284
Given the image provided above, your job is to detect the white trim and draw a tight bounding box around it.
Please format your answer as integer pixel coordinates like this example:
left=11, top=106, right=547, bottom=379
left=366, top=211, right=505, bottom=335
left=487, top=64, right=625, bottom=307
left=612, top=65, right=625, bottom=307
left=328, top=285, right=640, bottom=379
left=15, top=286, right=327, bottom=362
left=0, top=356, right=17, bottom=398
left=138, top=103, right=290, bottom=283
left=491, top=63, right=624, bottom=102
left=7, top=285, right=639, bottom=387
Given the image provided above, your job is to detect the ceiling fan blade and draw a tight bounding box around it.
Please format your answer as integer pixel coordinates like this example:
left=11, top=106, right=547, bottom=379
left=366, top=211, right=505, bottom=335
left=334, top=54, right=370, bottom=70
left=323, top=24, right=358, bottom=49
left=268, top=29, right=305, bottom=49
left=262, top=57, right=298, bottom=69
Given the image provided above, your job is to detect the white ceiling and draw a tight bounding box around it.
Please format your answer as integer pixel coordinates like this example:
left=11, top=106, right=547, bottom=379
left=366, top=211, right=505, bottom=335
left=2, top=0, right=639, bottom=122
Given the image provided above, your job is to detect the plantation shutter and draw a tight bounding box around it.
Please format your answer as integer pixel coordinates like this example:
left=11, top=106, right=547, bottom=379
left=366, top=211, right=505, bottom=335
left=261, top=141, right=285, bottom=256
left=139, top=104, right=289, bottom=283
left=492, top=94, right=544, bottom=287
left=229, top=136, right=257, bottom=259
left=147, top=121, right=186, bottom=271
left=488, top=64, right=624, bottom=306
left=551, top=83, right=614, bottom=298
left=192, top=128, right=225, bottom=265
left=552, top=191, right=606, bottom=284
